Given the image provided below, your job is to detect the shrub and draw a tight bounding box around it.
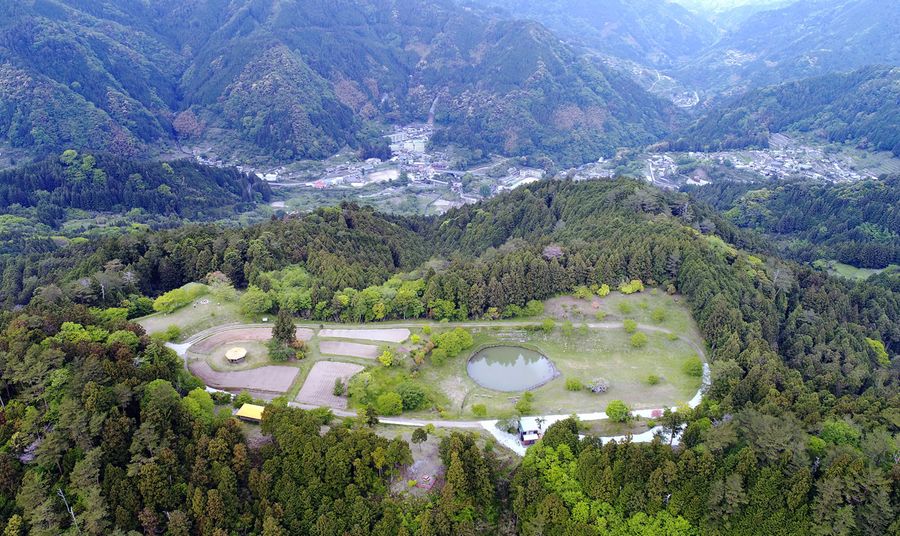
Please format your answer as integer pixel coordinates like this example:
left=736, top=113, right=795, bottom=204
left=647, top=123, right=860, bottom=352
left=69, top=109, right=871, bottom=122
left=333, top=378, right=346, bottom=397
left=407, top=480, right=418, bottom=488
left=630, top=332, right=648, bottom=348
left=397, top=382, right=428, bottom=411
left=515, top=392, right=534, bottom=414
left=646, top=374, right=660, bottom=385
left=667, top=332, right=679, bottom=341
left=573, top=286, right=593, bottom=300
left=375, top=392, right=403, bottom=416
left=471, top=403, right=487, bottom=417
left=412, top=427, right=428, bottom=443
left=378, top=349, right=395, bottom=367
left=683, top=356, right=703, bottom=377
left=524, top=300, right=544, bottom=317
left=164, top=325, right=182, bottom=342
left=541, top=318, right=555, bottom=333
left=267, top=340, right=296, bottom=362
left=597, top=284, right=610, bottom=297
left=233, top=390, right=254, bottom=409
left=410, top=334, right=421, bottom=344
left=606, top=400, right=630, bottom=422
left=619, top=280, right=644, bottom=294
left=430, top=348, right=448, bottom=366
left=623, top=319, right=637, bottom=333
left=618, top=302, right=633, bottom=314
left=561, top=320, right=574, bottom=338
left=651, top=308, right=666, bottom=323
left=594, top=310, right=607, bottom=321
left=422, top=325, right=432, bottom=335
left=432, top=327, right=474, bottom=357
left=565, top=378, right=583, bottom=391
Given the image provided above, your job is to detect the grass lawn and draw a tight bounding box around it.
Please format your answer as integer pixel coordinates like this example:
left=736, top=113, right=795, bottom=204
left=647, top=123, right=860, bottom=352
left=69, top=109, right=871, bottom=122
left=137, top=283, right=245, bottom=339
left=813, top=259, right=898, bottom=281
left=412, top=324, right=702, bottom=419
left=175, top=289, right=706, bottom=422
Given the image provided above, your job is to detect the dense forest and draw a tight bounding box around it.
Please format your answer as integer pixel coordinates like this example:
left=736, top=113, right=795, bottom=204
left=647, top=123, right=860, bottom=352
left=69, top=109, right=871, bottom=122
left=666, top=66, right=900, bottom=154
left=0, top=179, right=897, bottom=534
left=685, top=176, right=900, bottom=268
left=0, top=152, right=270, bottom=254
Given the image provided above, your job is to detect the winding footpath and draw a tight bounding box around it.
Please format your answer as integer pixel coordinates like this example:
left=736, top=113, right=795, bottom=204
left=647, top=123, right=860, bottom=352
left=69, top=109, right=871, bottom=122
left=168, top=319, right=711, bottom=455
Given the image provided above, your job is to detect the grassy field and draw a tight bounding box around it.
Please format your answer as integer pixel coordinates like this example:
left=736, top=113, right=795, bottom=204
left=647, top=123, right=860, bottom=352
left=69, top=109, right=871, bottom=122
left=413, top=323, right=702, bottom=419
left=137, top=283, right=245, bottom=339
left=166, top=289, right=706, bottom=421
left=813, top=259, right=898, bottom=281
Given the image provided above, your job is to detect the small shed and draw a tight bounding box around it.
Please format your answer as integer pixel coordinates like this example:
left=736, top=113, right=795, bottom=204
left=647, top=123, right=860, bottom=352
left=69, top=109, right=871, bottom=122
left=235, top=403, right=265, bottom=423
left=518, top=416, right=544, bottom=446
left=225, top=347, right=247, bottom=363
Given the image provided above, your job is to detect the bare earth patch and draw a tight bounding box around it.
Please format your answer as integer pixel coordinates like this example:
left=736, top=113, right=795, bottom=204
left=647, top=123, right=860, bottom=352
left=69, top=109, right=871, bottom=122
left=319, top=341, right=380, bottom=359
left=191, top=327, right=313, bottom=353
left=318, top=328, right=410, bottom=343
left=189, top=361, right=299, bottom=392
left=295, top=361, right=365, bottom=409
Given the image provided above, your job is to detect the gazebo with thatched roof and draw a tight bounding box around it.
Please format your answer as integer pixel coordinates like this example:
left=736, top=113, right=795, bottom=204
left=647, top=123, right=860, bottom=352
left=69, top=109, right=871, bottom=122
left=225, top=347, right=247, bottom=364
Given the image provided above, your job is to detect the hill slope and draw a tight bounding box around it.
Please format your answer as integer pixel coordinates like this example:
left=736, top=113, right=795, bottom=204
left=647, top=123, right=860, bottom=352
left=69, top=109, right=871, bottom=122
left=666, top=66, right=900, bottom=153
left=686, top=176, right=900, bottom=267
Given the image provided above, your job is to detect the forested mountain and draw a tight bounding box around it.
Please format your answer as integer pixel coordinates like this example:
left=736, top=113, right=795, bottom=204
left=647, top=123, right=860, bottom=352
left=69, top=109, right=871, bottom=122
left=468, top=0, right=719, bottom=67
left=678, top=0, right=900, bottom=93
left=665, top=66, right=900, bottom=154
left=0, top=0, right=677, bottom=165
left=685, top=176, right=900, bottom=268
left=0, top=178, right=897, bottom=534
left=0, top=151, right=270, bottom=254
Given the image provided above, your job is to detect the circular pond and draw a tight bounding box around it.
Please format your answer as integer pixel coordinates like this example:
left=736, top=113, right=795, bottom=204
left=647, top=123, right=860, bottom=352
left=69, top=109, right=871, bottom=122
left=467, top=345, right=558, bottom=392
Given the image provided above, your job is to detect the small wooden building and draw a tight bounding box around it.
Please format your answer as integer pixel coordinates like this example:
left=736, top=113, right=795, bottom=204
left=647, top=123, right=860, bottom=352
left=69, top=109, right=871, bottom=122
left=235, top=403, right=265, bottom=423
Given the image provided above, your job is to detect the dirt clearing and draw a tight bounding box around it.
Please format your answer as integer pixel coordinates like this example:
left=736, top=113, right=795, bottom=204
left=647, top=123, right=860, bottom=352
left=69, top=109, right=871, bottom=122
left=189, top=361, right=299, bottom=392
left=191, top=326, right=314, bottom=353
left=319, top=341, right=380, bottom=359
left=295, top=361, right=365, bottom=409
left=318, top=328, right=410, bottom=343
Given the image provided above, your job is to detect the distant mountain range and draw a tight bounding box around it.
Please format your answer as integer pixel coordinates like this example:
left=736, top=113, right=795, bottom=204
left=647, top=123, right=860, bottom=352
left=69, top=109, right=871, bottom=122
left=0, top=0, right=678, bottom=166
left=0, top=0, right=897, bottom=166
left=467, top=0, right=719, bottom=68
left=678, top=0, right=900, bottom=93
left=666, top=66, right=900, bottom=155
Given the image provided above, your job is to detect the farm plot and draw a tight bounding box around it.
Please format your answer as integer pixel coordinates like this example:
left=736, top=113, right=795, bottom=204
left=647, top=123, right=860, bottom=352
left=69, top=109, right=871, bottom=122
left=189, top=361, right=299, bottom=393
left=190, top=326, right=313, bottom=353
left=295, top=361, right=365, bottom=409
left=318, top=328, right=410, bottom=343
left=319, top=341, right=380, bottom=359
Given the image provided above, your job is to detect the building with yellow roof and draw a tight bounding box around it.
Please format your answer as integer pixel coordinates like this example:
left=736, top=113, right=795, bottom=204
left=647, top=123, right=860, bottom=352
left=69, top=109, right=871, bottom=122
left=235, top=403, right=265, bottom=423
